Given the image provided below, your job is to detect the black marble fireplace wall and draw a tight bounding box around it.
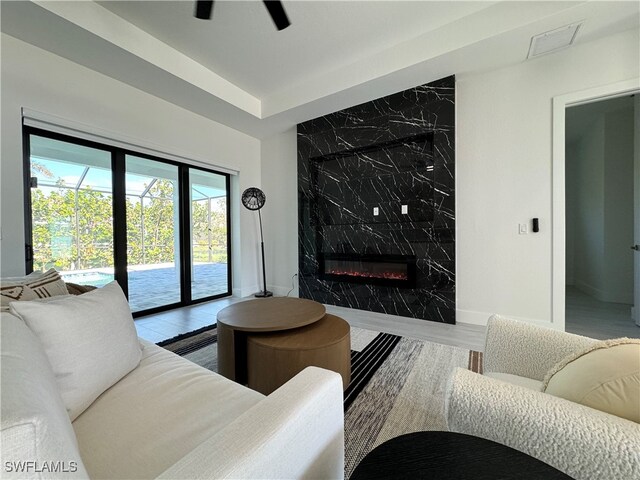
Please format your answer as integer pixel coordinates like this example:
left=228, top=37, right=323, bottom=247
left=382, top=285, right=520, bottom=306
left=297, top=75, right=455, bottom=323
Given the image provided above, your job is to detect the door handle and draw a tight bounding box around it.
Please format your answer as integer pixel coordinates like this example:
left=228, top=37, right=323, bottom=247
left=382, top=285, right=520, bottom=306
left=632, top=245, right=640, bottom=251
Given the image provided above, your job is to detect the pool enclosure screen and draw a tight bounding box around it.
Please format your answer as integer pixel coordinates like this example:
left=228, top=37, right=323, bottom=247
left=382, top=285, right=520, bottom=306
left=24, top=128, right=231, bottom=314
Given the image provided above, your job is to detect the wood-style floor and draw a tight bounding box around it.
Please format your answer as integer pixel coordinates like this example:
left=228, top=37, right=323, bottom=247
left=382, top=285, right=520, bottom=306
left=565, top=286, right=640, bottom=340
left=135, top=288, right=639, bottom=349
left=325, top=304, right=486, bottom=351
left=134, top=296, right=486, bottom=350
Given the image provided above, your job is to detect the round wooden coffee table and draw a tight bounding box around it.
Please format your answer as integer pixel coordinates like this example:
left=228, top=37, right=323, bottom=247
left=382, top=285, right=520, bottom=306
left=217, top=297, right=326, bottom=383
left=247, top=313, right=351, bottom=395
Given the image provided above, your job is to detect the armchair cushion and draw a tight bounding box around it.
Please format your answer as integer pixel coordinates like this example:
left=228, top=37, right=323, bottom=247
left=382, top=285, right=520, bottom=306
left=543, top=338, right=640, bottom=423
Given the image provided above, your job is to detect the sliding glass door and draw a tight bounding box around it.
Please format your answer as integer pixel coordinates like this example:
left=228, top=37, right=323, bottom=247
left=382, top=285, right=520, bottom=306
left=28, top=134, right=115, bottom=286
left=24, top=128, right=232, bottom=316
left=189, top=169, right=230, bottom=300
left=125, top=155, right=181, bottom=312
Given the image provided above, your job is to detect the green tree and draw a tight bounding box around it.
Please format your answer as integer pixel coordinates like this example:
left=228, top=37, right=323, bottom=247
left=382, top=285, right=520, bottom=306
left=31, top=178, right=228, bottom=271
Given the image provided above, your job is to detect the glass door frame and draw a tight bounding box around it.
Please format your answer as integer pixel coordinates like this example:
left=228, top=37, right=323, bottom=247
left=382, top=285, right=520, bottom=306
left=23, top=126, right=232, bottom=317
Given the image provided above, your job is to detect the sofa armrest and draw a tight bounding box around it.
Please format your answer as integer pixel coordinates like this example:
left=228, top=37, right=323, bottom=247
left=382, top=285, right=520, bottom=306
left=156, top=366, right=344, bottom=480
left=484, top=315, right=596, bottom=380
left=445, top=368, right=640, bottom=480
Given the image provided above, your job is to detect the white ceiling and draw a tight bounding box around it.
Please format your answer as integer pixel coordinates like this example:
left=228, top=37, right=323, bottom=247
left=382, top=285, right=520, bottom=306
left=96, top=1, right=497, bottom=98
left=2, top=1, right=639, bottom=138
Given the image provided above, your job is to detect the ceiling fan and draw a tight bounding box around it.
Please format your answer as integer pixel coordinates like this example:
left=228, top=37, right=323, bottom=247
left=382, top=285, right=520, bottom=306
left=194, top=1, right=291, bottom=31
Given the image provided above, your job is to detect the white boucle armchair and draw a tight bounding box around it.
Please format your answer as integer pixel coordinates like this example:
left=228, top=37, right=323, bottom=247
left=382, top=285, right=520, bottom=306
left=445, top=315, right=640, bottom=480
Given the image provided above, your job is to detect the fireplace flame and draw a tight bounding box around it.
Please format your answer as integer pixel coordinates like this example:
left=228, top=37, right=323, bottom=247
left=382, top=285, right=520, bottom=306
left=326, top=269, right=408, bottom=280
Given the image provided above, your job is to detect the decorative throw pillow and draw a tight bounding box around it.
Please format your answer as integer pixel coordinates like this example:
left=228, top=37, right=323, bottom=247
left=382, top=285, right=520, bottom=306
left=65, top=282, right=98, bottom=296
left=9, top=281, right=142, bottom=421
left=542, top=338, right=640, bottom=423
left=1, top=268, right=69, bottom=311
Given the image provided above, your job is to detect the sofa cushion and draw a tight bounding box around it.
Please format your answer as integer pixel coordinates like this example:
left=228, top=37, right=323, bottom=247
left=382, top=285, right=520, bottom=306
left=10, top=281, right=142, bottom=421
left=484, top=372, right=543, bottom=391
left=543, top=338, right=640, bottom=422
left=0, top=312, right=88, bottom=479
left=72, top=340, right=264, bottom=479
left=1, top=268, right=68, bottom=311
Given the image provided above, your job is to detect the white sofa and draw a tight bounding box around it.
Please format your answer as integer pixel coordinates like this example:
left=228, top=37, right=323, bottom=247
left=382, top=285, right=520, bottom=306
left=445, top=315, right=640, bottom=480
left=1, top=311, right=345, bottom=479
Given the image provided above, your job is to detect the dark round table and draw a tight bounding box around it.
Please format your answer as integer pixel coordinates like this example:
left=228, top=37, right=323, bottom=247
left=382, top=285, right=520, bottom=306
left=350, top=431, right=572, bottom=480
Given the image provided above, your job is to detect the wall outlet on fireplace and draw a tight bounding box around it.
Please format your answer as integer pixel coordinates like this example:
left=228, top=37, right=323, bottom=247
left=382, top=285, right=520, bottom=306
left=373, top=207, right=379, bottom=216
left=401, top=204, right=408, bottom=215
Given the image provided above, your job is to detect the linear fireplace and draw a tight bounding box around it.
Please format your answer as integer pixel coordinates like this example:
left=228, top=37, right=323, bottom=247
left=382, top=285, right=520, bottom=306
left=319, top=253, right=417, bottom=288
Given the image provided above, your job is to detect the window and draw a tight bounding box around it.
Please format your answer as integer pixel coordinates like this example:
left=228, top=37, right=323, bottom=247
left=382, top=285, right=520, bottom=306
left=24, top=127, right=232, bottom=316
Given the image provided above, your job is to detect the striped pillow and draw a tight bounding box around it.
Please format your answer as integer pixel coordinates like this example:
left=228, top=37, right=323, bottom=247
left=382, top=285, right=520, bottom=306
left=1, top=269, right=69, bottom=311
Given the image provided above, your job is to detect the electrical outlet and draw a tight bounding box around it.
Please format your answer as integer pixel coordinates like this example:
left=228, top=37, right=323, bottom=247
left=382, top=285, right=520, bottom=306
left=401, top=204, right=408, bottom=215
left=373, top=207, right=379, bottom=216
left=519, top=223, right=528, bottom=235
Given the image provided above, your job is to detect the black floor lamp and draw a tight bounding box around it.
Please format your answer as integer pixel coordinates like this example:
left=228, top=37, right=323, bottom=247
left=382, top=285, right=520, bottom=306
left=241, top=187, right=272, bottom=298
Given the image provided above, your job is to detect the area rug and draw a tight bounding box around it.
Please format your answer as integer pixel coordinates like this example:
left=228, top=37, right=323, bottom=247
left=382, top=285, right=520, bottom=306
left=159, top=325, right=483, bottom=479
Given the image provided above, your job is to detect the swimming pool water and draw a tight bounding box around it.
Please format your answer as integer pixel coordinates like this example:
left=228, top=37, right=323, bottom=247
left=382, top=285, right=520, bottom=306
left=61, top=271, right=114, bottom=288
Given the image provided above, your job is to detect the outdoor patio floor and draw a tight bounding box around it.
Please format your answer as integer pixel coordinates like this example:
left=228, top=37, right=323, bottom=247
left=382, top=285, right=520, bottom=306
left=128, top=263, right=228, bottom=312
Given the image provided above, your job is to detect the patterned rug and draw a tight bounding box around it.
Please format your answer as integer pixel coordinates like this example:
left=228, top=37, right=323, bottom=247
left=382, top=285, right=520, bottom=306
left=159, top=324, right=483, bottom=478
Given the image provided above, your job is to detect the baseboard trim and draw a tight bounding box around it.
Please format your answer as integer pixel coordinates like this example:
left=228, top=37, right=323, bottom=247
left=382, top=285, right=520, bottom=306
left=237, top=284, right=260, bottom=298
left=574, top=280, right=634, bottom=305
left=268, top=285, right=298, bottom=297
left=456, top=309, right=559, bottom=329
left=234, top=285, right=298, bottom=298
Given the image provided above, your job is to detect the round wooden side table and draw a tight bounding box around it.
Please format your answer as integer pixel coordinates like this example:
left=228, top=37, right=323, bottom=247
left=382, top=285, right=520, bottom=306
left=216, top=297, right=326, bottom=384
left=246, top=313, right=351, bottom=395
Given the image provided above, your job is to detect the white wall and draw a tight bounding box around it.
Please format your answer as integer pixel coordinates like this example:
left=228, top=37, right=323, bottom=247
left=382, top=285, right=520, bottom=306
left=0, top=34, right=261, bottom=296
left=564, top=140, right=578, bottom=286
left=568, top=117, right=606, bottom=297
left=603, top=106, right=635, bottom=304
left=260, top=127, right=299, bottom=296
left=455, top=27, right=639, bottom=327
left=260, top=28, right=639, bottom=327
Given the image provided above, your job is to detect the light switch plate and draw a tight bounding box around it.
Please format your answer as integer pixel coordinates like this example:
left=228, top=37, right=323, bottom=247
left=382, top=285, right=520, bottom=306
left=519, top=223, right=528, bottom=235
left=401, top=205, right=408, bottom=215
left=373, top=207, right=379, bottom=216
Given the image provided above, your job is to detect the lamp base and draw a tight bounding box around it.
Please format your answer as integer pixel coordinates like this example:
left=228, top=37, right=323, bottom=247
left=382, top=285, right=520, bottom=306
left=254, top=290, right=273, bottom=298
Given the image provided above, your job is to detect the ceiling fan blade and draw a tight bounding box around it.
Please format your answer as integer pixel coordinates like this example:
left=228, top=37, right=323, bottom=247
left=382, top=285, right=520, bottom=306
left=194, top=0, right=214, bottom=20
left=263, top=1, right=290, bottom=30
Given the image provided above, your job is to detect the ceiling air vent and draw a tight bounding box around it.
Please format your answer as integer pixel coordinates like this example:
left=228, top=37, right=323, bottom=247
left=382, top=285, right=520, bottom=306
left=527, top=22, right=582, bottom=59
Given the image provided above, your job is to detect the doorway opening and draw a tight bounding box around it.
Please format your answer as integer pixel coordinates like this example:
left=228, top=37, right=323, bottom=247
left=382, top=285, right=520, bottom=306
left=564, top=94, right=640, bottom=339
